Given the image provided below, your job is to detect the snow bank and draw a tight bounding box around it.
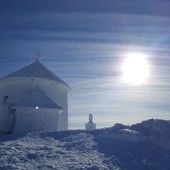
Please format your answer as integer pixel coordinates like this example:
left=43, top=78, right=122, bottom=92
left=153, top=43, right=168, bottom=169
left=0, top=119, right=170, bottom=170
left=132, top=119, right=170, bottom=149
left=0, top=132, right=118, bottom=170
left=99, top=128, right=146, bottom=142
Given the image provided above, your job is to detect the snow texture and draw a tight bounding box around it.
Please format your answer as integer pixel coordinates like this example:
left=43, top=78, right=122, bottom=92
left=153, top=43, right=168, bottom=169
left=0, top=133, right=113, bottom=170
left=0, top=119, right=170, bottom=170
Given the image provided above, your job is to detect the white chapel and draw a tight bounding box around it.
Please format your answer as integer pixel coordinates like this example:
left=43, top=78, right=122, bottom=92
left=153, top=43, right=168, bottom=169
left=0, top=54, right=71, bottom=134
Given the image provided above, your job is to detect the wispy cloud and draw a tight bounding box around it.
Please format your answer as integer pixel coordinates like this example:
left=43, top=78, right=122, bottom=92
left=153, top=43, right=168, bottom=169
left=0, top=0, right=170, bottom=129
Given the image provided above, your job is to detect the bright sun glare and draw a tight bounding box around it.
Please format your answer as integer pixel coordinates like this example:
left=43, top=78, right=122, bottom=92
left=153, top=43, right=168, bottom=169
left=121, top=53, right=150, bottom=86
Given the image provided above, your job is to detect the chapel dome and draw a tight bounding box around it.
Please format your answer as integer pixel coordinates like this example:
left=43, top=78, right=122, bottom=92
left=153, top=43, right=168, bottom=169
left=2, top=60, right=71, bottom=90
left=0, top=56, right=71, bottom=133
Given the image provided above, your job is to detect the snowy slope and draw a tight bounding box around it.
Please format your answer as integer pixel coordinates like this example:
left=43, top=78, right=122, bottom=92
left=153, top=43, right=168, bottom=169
left=0, top=132, right=118, bottom=170
left=0, top=119, right=170, bottom=170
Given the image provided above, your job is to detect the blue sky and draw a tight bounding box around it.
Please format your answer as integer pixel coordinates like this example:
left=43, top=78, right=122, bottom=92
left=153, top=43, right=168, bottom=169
left=0, top=0, right=170, bottom=129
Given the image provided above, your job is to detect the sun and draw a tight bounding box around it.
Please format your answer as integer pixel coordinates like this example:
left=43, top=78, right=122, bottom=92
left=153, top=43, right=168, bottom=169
left=121, top=53, right=150, bottom=86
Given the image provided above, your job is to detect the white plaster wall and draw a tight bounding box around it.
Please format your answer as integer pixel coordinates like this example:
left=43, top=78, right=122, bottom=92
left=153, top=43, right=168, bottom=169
left=0, top=77, right=69, bottom=133
left=38, top=81, right=69, bottom=130
left=13, top=107, right=60, bottom=134
left=0, top=79, right=37, bottom=132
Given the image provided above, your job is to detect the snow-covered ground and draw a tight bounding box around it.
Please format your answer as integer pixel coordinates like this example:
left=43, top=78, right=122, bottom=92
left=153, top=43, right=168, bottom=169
left=0, top=119, right=170, bottom=170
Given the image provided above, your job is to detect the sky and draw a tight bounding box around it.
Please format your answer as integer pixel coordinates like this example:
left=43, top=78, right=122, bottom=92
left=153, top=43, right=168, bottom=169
left=0, top=0, right=170, bottom=129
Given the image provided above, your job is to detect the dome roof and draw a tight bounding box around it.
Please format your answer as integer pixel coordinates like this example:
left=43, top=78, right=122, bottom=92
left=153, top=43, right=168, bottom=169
left=3, top=60, right=71, bottom=89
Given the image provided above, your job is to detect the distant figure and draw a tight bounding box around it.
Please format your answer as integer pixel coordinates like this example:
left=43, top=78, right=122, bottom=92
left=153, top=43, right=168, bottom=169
left=85, top=114, right=96, bottom=130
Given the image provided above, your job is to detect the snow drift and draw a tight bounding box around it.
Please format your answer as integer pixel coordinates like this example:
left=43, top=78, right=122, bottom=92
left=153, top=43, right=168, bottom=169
left=0, top=119, right=170, bottom=170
